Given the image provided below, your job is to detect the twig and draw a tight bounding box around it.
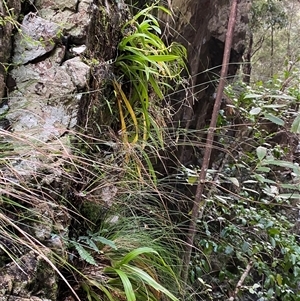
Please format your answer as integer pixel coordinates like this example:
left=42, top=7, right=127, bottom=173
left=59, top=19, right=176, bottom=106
left=228, top=261, right=253, bottom=301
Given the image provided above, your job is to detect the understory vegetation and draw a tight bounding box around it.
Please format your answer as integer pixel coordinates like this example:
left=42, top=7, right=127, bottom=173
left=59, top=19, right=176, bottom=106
left=0, top=1, right=300, bottom=301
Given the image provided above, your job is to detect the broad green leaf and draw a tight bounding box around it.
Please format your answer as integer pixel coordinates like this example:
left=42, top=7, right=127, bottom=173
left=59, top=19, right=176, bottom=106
left=227, top=177, right=239, bottom=187
left=270, top=237, right=276, bottom=248
left=268, top=228, right=280, bottom=235
left=250, top=107, right=261, bottom=115
left=256, top=146, right=267, bottom=161
left=249, top=283, right=261, bottom=295
left=225, top=246, right=234, bottom=255
left=131, top=5, right=171, bottom=22
left=187, top=175, right=198, bottom=185
left=266, top=220, right=274, bottom=228
left=119, top=51, right=160, bottom=68
left=256, top=166, right=270, bottom=172
left=267, top=275, right=275, bottom=287
left=254, top=173, right=265, bottom=183
left=119, top=33, right=160, bottom=49
left=86, top=239, right=100, bottom=253
left=294, top=266, right=300, bottom=277
left=215, top=195, right=229, bottom=204
left=280, top=183, right=300, bottom=190
left=291, top=114, right=300, bottom=133
left=244, top=94, right=262, bottom=99
left=267, top=94, right=295, bottom=100
left=262, top=159, right=296, bottom=169
left=262, top=104, right=287, bottom=108
left=151, top=25, right=161, bottom=34
left=264, top=113, right=284, bottom=126
left=242, top=187, right=260, bottom=194
left=263, top=185, right=279, bottom=196
left=291, top=254, right=297, bottom=265
left=277, top=193, right=300, bottom=199
left=243, top=180, right=258, bottom=184
left=242, top=241, right=250, bottom=253
left=276, top=274, right=283, bottom=286
left=261, top=178, right=277, bottom=184
left=256, top=223, right=265, bottom=229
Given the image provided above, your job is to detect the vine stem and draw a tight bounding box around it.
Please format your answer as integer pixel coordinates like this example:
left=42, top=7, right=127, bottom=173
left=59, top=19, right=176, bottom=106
left=181, top=0, right=239, bottom=286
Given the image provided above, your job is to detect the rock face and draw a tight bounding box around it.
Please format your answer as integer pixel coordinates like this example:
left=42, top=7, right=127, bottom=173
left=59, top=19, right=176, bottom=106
left=0, top=250, right=57, bottom=301
left=7, top=3, right=91, bottom=148
left=169, top=0, right=248, bottom=115
left=0, top=0, right=92, bottom=300
left=0, top=0, right=21, bottom=99
left=160, top=0, right=250, bottom=165
left=13, top=13, right=61, bottom=65
left=3, top=0, right=92, bottom=175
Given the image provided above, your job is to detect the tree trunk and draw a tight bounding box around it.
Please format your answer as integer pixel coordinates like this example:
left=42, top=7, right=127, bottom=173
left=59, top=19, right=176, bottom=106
left=271, top=25, right=274, bottom=77
left=243, top=31, right=253, bottom=84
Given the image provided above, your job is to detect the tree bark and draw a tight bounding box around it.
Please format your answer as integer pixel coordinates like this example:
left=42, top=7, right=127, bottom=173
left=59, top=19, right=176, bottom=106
left=243, top=31, right=253, bottom=84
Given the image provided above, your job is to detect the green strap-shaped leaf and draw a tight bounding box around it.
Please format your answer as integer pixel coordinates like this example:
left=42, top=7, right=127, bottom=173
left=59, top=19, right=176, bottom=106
left=118, top=247, right=158, bottom=266
left=123, top=265, right=179, bottom=301
left=88, top=280, right=115, bottom=301
left=115, top=269, right=136, bottom=301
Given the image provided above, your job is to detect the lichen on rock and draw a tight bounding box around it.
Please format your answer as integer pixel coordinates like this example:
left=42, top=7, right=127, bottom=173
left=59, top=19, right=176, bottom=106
left=13, top=13, right=61, bottom=65
left=0, top=250, right=57, bottom=301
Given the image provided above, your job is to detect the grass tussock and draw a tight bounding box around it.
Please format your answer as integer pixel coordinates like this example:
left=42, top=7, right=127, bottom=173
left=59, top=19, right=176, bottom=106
left=0, top=124, right=187, bottom=301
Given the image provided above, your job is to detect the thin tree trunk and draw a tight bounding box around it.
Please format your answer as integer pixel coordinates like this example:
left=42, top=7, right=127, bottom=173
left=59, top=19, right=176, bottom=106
left=271, top=25, right=274, bottom=77
left=181, top=0, right=239, bottom=286
left=243, top=31, right=253, bottom=84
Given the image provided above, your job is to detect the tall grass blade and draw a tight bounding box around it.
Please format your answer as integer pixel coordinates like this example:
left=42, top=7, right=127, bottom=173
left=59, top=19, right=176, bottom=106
left=117, top=247, right=158, bottom=266
left=124, top=264, right=179, bottom=301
